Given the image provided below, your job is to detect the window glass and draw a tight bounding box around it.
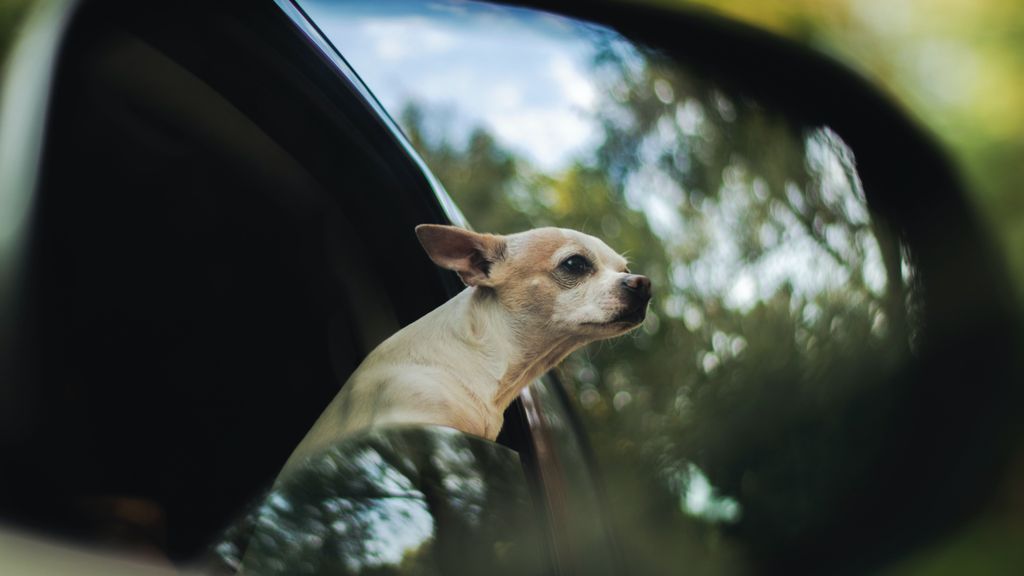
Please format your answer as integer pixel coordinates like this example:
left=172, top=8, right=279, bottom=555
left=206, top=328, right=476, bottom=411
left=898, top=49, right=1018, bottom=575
left=300, top=1, right=920, bottom=573
left=213, top=427, right=549, bottom=575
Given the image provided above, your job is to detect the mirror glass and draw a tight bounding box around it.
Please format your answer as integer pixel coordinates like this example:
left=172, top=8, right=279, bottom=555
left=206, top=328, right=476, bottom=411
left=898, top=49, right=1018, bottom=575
left=298, top=1, right=930, bottom=573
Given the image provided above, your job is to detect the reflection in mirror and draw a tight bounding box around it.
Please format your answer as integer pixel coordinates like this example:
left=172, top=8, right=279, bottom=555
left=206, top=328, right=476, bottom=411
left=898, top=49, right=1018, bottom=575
left=299, top=1, right=936, bottom=574
left=212, top=427, right=546, bottom=575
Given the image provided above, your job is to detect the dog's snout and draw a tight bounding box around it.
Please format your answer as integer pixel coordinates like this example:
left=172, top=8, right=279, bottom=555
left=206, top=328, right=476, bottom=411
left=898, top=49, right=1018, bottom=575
left=621, top=274, right=652, bottom=299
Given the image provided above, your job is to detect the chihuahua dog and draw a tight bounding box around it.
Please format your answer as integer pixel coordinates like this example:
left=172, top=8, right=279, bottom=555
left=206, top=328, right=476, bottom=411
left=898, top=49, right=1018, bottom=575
left=281, top=224, right=651, bottom=475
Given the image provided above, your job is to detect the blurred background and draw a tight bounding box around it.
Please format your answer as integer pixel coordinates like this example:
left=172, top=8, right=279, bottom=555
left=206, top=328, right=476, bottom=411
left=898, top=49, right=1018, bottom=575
left=666, top=0, right=1024, bottom=311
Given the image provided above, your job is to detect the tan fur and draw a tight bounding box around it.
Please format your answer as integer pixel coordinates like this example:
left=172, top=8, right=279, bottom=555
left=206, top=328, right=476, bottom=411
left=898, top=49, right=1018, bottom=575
left=278, top=225, right=648, bottom=478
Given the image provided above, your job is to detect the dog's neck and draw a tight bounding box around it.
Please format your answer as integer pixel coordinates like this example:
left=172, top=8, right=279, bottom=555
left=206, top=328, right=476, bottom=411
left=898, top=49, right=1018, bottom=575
left=445, top=287, right=584, bottom=414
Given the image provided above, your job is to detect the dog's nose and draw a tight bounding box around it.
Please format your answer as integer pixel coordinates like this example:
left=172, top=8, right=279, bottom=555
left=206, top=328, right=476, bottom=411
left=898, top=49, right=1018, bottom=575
left=621, top=274, right=652, bottom=299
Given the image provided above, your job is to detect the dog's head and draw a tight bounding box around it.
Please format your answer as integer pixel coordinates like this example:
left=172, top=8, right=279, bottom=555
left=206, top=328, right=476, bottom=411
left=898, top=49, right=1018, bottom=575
left=416, top=224, right=651, bottom=341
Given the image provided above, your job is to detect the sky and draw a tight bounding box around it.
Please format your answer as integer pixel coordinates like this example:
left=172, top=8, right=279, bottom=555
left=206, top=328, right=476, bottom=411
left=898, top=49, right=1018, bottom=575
left=301, top=0, right=604, bottom=171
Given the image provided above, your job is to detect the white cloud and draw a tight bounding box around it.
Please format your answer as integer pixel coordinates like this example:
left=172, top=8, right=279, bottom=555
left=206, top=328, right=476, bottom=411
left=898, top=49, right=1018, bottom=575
left=549, top=55, right=596, bottom=111
left=490, top=81, right=524, bottom=110
left=361, top=17, right=458, bottom=62
left=487, top=108, right=596, bottom=170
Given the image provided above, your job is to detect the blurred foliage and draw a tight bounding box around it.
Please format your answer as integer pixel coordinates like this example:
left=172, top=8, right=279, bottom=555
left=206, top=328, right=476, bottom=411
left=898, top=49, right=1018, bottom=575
left=0, top=0, right=32, bottom=62
left=649, top=0, right=1024, bottom=305
left=640, top=1, right=1024, bottom=571
left=398, top=32, right=932, bottom=573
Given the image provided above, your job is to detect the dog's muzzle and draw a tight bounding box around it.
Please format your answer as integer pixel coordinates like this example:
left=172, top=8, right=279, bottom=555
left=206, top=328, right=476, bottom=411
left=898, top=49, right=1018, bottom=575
left=615, top=274, right=652, bottom=324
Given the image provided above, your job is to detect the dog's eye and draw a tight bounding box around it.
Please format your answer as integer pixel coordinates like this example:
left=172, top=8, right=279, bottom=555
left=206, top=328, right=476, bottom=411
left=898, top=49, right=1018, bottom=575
left=560, top=255, right=592, bottom=275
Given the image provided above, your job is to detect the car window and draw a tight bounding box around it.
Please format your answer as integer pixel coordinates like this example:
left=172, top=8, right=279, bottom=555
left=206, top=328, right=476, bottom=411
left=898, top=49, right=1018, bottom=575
left=295, top=1, right=990, bottom=574
left=212, top=426, right=550, bottom=576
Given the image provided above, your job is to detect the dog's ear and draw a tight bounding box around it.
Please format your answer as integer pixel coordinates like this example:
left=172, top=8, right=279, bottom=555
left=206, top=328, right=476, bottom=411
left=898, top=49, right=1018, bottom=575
left=415, top=224, right=507, bottom=287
